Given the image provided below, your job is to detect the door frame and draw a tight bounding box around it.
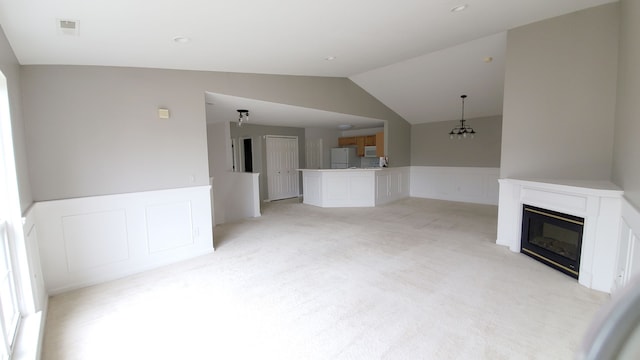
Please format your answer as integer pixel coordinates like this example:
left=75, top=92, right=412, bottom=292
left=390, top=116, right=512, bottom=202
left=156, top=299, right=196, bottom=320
left=265, top=135, right=299, bottom=201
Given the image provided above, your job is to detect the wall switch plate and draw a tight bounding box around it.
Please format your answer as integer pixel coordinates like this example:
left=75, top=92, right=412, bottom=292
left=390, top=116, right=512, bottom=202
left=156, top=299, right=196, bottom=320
left=158, top=108, right=170, bottom=119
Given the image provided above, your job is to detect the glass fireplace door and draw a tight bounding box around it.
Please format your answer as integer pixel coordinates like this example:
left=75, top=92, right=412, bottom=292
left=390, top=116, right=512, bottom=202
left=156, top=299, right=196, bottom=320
left=521, top=205, right=584, bottom=279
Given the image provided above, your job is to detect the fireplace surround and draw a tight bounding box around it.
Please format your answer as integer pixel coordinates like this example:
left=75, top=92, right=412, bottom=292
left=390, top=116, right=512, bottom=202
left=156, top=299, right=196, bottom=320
left=497, top=178, right=623, bottom=293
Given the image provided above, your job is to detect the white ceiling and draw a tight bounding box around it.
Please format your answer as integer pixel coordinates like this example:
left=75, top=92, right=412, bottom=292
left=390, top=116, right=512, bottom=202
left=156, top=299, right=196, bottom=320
left=0, top=0, right=617, bottom=127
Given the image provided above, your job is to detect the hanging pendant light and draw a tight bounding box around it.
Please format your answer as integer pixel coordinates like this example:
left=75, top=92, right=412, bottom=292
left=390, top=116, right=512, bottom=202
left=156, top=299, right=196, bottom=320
left=448, top=95, right=476, bottom=140
left=237, top=109, right=249, bottom=127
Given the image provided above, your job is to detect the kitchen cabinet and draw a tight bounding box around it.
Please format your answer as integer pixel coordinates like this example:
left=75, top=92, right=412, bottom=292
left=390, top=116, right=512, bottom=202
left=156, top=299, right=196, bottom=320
left=298, top=167, right=409, bottom=208
left=376, top=132, right=384, bottom=157
left=365, top=135, right=376, bottom=146
left=338, top=133, right=384, bottom=157
left=355, top=136, right=365, bottom=156
left=338, top=136, right=357, bottom=147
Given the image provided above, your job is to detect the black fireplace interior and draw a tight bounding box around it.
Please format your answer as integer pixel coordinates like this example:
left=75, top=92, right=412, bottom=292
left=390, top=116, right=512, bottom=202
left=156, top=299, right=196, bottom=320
left=521, top=205, right=584, bottom=279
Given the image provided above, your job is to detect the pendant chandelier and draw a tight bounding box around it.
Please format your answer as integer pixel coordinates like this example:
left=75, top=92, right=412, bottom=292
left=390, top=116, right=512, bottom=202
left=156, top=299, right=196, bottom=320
left=449, top=95, right=476, bottom=139
left=237, top=109, right=249, bottom=127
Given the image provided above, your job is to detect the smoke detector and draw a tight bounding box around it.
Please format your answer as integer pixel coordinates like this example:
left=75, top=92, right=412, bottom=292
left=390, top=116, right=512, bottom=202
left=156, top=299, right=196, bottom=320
left=58, top=19, right=79, bottom=36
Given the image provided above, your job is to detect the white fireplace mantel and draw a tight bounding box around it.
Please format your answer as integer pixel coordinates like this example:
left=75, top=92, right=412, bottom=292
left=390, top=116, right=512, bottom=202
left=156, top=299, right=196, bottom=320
left=496, top=178, right=623, bottom=293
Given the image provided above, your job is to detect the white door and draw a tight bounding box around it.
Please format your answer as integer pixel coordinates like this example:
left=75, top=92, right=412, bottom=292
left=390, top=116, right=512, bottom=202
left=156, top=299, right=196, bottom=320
left=306, top=138, right=323, bottom=169
left=266, top=136, right=299, bottom=201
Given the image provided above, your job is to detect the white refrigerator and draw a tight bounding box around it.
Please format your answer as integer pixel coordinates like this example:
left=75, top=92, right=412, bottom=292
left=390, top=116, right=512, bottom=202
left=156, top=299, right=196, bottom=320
left=331, top=147, right=359, bottom=168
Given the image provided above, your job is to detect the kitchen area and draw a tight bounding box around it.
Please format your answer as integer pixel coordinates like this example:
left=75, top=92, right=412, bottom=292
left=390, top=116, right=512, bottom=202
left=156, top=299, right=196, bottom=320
left=299, top=130, right=409, bottom=208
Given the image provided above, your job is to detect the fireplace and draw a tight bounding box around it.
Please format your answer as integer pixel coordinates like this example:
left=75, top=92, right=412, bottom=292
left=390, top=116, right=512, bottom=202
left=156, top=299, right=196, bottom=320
left=521, top=205, right=584, bottom=279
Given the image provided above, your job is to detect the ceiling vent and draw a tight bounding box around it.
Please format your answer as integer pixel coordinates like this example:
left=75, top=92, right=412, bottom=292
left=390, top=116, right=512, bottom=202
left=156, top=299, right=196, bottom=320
left=57, top=19, right=79, bottom=36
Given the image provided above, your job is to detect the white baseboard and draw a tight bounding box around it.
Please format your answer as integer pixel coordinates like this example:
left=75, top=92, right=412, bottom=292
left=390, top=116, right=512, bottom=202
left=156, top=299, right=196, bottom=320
left=35, top=186, right=214, bottom=294
left=410, top=166, right=499, bottom=205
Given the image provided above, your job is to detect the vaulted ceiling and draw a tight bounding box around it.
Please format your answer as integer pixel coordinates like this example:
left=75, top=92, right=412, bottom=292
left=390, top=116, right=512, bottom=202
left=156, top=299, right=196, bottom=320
left=0, top=0, right=617, bottom=127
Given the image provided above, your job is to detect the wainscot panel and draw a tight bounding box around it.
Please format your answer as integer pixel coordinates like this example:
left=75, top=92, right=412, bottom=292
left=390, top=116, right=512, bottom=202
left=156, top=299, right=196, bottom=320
left=35, top=186, right=213, bottom=294
left=409, top=166, right=499, bottom=205
left=613, top=198, right=640, bottom=293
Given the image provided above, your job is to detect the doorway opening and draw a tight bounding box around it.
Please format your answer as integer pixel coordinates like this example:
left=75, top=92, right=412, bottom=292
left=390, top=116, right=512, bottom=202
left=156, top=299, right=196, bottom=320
left=241, top=137, right=253, bottom=173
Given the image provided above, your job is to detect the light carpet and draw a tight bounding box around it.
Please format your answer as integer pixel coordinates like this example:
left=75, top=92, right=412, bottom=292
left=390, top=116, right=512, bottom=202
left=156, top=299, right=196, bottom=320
left=42, top=198, right=609, bottom=359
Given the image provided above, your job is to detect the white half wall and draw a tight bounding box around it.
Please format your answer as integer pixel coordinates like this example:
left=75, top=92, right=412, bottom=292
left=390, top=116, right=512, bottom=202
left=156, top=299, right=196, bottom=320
left=410, top=166, right=499, bottom=205
left=221, top=172, right=261, bottom=223
left=35, top=186, right=213, bottom=294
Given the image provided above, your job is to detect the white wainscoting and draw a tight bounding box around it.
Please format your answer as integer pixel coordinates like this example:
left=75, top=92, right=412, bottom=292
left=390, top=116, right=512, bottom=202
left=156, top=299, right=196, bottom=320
left=376, top=167, right=410, bottom=205
left=21, top=205, right=47, bottom=312
left=410, top=166, right=499, bottom=205
left=613, top=198, right=640, bottom=293
left=35, top=186, right=213, bottom=294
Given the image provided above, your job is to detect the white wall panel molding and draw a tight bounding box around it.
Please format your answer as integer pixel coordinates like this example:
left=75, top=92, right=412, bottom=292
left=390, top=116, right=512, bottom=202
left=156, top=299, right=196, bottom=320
left=410, top=166, right=499, bottom=205
left=35, top=186, right=213, bottom=294
left=613, top=198, right=640, bottom=292
left=376, top=167, right=410, bottom=205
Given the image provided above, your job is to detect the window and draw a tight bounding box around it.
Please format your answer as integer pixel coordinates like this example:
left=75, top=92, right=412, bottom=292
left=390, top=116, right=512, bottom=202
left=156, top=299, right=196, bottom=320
left=0, top=71, right=24, bottom=359
left=0, top=222, right=19, bottom=359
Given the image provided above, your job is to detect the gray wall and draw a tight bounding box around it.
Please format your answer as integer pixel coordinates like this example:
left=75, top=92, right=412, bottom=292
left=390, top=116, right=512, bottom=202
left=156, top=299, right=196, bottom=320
left=613, top=0, right=640, bottom=208
left=500, top=3, right=619, bottom=180
left=20, top=66, right=211, bottom=201
left=304, top=127, right=340, bottom=169
left=0, top=26, right=32, bottom=212
left=229, top=123, right=305, bottom=202
left=411, top=116, right=502, bottom=167
left=20, top=65, right=410, bottom=201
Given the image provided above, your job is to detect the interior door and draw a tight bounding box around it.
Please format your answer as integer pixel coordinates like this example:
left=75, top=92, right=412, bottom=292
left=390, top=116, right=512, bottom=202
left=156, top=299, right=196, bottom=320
left=266, top=136, right=299, bottom=201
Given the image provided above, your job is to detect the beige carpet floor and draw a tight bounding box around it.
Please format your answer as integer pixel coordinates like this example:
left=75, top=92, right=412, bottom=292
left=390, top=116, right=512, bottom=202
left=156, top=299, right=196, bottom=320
left=42, top=198, right=609, bottom=359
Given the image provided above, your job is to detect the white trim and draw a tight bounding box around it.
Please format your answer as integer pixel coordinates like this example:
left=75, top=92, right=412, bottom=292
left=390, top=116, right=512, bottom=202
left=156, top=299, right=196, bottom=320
left=35, top=186, right=214, bottom=294
left=613, top=198, right=640, bottom=293
left=409, top=166, right=499, bottom=205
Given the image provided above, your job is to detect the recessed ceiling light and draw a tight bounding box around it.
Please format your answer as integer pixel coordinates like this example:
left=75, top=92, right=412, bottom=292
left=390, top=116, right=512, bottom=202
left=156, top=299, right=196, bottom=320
left=484, top=56, right=493, bottom=63
left=173, top=36, right=190, bottom=44
left=450, top=4, right=468, bottom=12
left=325, top=56, right=337, bottom=61
left=337, top=124, right=353, bottom=130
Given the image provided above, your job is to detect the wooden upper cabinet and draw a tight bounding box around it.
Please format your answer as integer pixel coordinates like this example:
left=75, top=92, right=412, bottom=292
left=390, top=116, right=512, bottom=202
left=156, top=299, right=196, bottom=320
left=365, top=135, right=376, bottom=146
left=355, top=136, right=365, bottom=156
left=376, top=132, right=384, bottom=157
left=339, top=133, right=383, bottom=157
left=338, top=136, right=357, bottom=147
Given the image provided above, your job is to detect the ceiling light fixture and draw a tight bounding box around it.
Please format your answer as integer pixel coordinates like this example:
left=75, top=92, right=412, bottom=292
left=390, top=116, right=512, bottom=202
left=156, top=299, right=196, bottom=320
left=450, top=4, right=468, bottom=12
left=325, top=56, right=337, bottom=61
left=237, top=109, right=249, bottom=127
left=449, top=95, right=476, bottom=139
left=337, top=124, right=353, bottom=130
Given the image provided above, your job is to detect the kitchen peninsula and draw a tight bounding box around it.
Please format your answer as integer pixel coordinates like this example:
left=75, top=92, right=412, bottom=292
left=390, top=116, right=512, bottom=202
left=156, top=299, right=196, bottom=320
left=298, top=167, right=409, bottom=208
